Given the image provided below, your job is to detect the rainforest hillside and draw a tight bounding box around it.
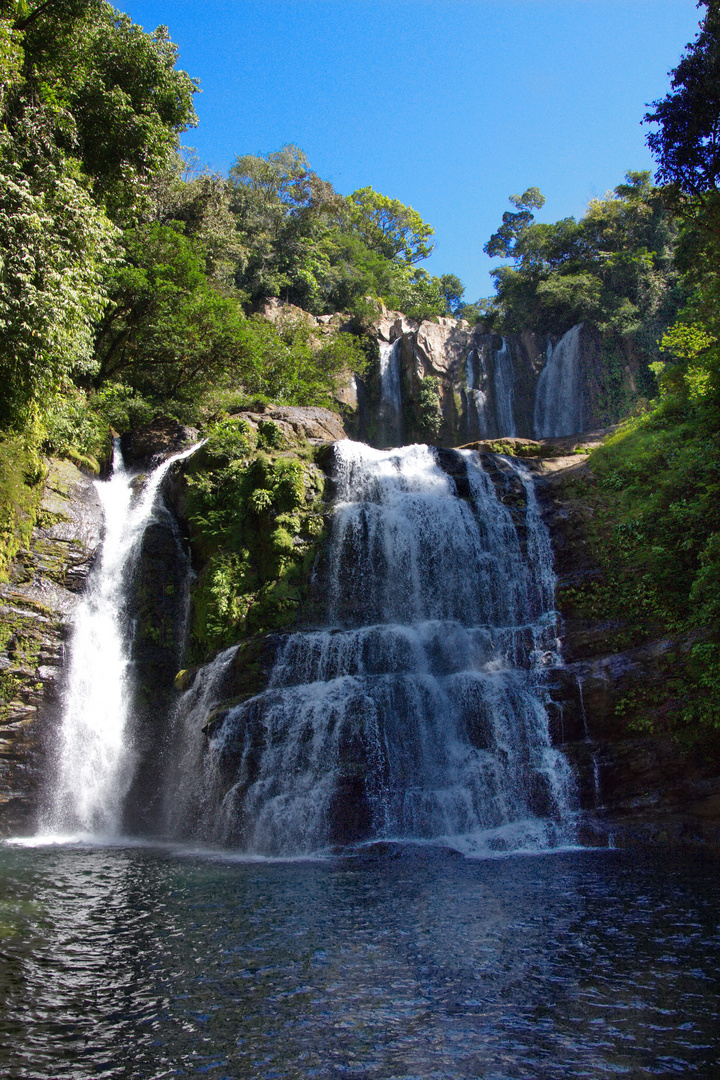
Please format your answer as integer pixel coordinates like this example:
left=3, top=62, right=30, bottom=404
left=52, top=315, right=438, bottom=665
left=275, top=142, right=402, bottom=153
left=2, top=0, right=720, bottom=747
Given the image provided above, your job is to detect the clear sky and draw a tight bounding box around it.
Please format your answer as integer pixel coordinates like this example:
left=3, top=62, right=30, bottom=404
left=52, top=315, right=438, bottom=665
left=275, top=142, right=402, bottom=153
left=122, top=0, right=702, bottom=302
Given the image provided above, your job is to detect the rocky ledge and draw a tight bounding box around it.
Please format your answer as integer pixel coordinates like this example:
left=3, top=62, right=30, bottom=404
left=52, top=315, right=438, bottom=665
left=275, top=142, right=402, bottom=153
left=526, top=440, right=720, bottom=850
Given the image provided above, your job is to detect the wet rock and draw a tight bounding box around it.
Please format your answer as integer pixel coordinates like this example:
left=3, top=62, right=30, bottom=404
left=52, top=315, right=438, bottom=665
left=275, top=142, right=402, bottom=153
left=120, top=419, right=199, bottom=468
left=0, top=459, right=103, bottom=837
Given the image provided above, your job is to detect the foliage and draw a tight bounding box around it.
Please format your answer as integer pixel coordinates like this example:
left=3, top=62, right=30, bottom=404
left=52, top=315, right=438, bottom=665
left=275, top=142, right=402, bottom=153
left=485, top=171, right=683, bottom=340
left=180, top=429, right=328, bottom=659
left=0, top=134, right=117, bottom=428
left=0, top=0, right=199, bottom=428
left=230, top=315, right=368, bottom=409
left=228, top=146, right=454, bottom=320
left=645, top=1, right=719, bottom=199
left=415, top=376, right=442, bottom=440
left=93, top=221, right=248, bottom=399
left=346, top=185, right=434, bottom=264
left=484, top=187, right=545, bottom=260
left=6, top=1, right=198, bottom=218
left=0, top=425, right=46, bottom=582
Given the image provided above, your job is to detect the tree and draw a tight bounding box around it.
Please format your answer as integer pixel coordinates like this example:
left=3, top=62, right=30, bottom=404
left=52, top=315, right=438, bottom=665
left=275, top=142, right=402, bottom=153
left=484, top=174, right=681, bottom=338
left=0, top=94, right=117, bottom=428
left=229, top=144, right=344, bottom=307
left=346, top=186, right=434, bottom=264
left=438, top=273, right=465, bottom=315
left=484, top=187, right=545, bottom=259
left=645, top=2, right=719, bottom=199
left=4, top=1, right=198, bottom=218
left=92, top=222, right=246, bottom=398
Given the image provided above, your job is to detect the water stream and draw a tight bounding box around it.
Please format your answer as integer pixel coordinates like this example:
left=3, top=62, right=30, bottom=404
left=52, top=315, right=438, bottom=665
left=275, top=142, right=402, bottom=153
left=377, top=338, right=403, bottom=447
left=534, top=323, right=584, bottom=438
left=42, top=440, right=200, bottom=838
left=167, top=441, right=574, bottom=856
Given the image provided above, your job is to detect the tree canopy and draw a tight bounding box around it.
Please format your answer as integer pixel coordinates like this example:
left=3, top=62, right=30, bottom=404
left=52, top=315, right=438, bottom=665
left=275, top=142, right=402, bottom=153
left=645, top=1, right=720, bottom=199
left=345, top=186, right=435, bottom=264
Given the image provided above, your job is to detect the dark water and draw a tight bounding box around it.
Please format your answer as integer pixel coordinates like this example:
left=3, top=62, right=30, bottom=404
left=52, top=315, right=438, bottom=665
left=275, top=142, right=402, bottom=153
left=1, top=844, right=719, bottom=1079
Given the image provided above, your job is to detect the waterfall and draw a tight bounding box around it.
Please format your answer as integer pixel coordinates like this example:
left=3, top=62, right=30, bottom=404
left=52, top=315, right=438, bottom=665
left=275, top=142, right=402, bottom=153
left=534, top=323, right=584, bottom=438
left=465, top=348, right=490, bottom=438
left=464, top=340, right=516, bottom=439
left=492, top=339, right=517, bottom=437
left=42, top=439, right=200, bottom=838
left=377, top=338, right=403, bottom=447
left=172, top=441, right=575, bottom=857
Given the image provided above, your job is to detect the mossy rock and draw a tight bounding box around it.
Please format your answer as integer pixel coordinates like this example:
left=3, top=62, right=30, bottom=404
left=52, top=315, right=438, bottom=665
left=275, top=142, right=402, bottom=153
left=175, top=428, right=334, bottom=664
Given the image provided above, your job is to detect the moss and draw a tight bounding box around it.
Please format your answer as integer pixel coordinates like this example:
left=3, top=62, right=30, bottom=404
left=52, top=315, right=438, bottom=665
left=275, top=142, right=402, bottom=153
left=0, top=595, right=60, bottom=723
left=0, top=431, right=47, bottom=583
left=179, top=427, right=332, bottom=663
left=64, top=448, right=101, bottom=476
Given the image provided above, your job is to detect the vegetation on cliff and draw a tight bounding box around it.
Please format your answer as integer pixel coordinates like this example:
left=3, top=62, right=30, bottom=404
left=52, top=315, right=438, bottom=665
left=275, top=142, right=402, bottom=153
left=559, top=0, right=720, bottom=741
left=176, top=414, right=330, bottom=662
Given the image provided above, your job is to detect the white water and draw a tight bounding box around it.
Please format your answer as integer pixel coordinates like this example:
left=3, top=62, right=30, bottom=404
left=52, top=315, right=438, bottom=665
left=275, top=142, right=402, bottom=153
left=172, top=441, right=575, bottom=857
left=377, top=338, right=403, bottom=447
left=43, top=440, right=200, bottom=837
left=465, top=340, right=516, bottom=438
left=534, top=323, right=584, bottom=438
left=492, top=339, right=517, bottom=436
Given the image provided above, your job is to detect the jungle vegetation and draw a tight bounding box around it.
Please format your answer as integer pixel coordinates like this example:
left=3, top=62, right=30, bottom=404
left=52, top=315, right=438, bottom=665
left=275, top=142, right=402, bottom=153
left=557, top=0, right=720, bottom=739
left=2, top=0, right=720, bottom=744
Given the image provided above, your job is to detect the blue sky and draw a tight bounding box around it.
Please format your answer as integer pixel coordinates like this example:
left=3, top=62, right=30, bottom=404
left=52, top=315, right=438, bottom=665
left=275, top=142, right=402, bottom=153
left=123, top=0, right=702, bottom=302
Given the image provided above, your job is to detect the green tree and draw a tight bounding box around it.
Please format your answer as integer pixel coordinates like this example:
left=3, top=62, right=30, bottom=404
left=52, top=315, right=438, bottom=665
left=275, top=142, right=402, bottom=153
left=0, top=117, right=117, bottom=428
left=645, top=1, right=719, bottom=200
left=4, top=0, right=198, bottom=218
left=229, top=144, right=344, bottom=307
left=346, top=186, right=434, bottom=264
left=486, top=173, right=682, bottom=338
left=484, top=186, right=545, bottom=259
left=93, top=222, right=244, bottom=397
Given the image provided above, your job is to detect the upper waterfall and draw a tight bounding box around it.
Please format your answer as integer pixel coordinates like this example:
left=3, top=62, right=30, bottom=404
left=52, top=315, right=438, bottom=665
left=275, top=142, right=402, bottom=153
left=171, top=440, right=575, bottom=857
left=377, top=338, right=404, bottom=447
left=534, top=324, right=584, bottom=438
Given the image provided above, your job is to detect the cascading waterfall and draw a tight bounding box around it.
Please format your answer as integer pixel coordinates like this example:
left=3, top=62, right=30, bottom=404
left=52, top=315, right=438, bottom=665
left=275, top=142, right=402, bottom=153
left=377, top=338, right=403, bottom=447
left=42, top=439, right=200, bottom=838
left=464, top=339, right=516, bottom=439
left=534, top=323, right=584, bottom=438
left=171, top=440, right=575, bottom=857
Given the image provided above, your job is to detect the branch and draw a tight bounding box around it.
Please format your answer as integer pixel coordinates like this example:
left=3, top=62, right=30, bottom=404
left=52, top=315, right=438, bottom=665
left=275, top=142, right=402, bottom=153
left=13, top=0, right=60, bottom=31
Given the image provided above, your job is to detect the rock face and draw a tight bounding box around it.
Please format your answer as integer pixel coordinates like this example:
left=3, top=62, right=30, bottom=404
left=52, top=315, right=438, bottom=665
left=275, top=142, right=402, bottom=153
left=362, top=313, right=651, bottom=447
left=120, top=419, right=199, bottom=468
left=0, top=459, right=103, bottom=836
left=246, top=405, right=347, bottom=444
left=122, top=491, right=191, bottom=835
left=530, top=447, right=720, bottom=848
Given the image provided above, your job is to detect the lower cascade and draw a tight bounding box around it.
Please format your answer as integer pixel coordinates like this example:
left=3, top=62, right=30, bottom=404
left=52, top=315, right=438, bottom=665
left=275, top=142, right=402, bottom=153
left=168, top=440, right=575, bottom=857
